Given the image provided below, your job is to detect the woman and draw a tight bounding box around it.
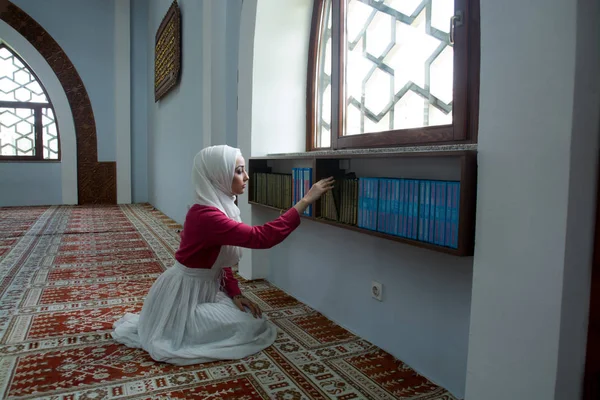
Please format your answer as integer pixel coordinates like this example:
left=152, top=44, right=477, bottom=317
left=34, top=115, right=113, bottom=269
left=111, top=145, right=334, bottom=365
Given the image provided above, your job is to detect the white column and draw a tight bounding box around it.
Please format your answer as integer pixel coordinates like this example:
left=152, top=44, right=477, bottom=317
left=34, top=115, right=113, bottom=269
left=201, top=0, right=212, bottom=148
left=237, top=0, right=258, bottom=279
left=466, top=0, right=600, bottom=398
left=210, top=1, right=227, bottom=146
left=115, top=0, right=132, bottom=204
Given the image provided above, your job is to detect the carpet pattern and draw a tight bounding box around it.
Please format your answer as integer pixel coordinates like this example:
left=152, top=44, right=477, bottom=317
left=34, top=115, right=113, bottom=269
left=0, top=204, right=456, bottom=399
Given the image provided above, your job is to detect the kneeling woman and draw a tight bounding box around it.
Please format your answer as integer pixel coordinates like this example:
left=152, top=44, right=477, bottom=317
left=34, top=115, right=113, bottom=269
left=111, top=145, right=333, bottom=365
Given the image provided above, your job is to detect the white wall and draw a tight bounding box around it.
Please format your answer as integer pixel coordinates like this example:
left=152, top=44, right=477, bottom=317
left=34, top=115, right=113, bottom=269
left=239, top=0, right=472, bottom=396
left=12, top=0, right=116, bottom=162
left=115, top=0, right=131, bottom=204
left=236, top=0, right=258, bottom=279
left=147, top=0, right=206, bottom=223
left=225, top=0, right=241, bottom=148
left=147, top=0, right=242, bottom=224
left=465, top=0, right=600, bottom=398
left=1, top=0, right=138, bottom=206
left=0, top=163, right=62, bottom=206
left=131, top=0, right=149, bottom=203
left=0, top=19, right=76, bottom=206
left=263, top=210, right=473, bottom=396
left=239, top=0, right=312, bottom=278
left=251, top=0, right=309, bottom=157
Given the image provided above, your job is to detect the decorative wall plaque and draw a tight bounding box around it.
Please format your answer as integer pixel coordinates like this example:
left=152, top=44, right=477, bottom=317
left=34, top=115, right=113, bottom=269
left=154, top=0, right=181, bottom=101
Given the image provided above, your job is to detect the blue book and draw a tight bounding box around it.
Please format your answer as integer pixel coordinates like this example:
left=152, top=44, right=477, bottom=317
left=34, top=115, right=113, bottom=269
left=292, top=168, right=298, bottom=206
left=358, top=178, right=365, bottom=229
left=399, top=179, right=407, bottom=238
left=445, top=181, right=454, bottom=247
left=300, top=168, right=312, bottom=217
left=451, top=182, right=461, bottom=248
left=365, top=178, right=373, bottom=229
left=371, top=178, right=380, bottom=231
left=377, top=179, right=387, bottom=233
left=427, top=181, right=436, bottom=243
left=434, top=182, right=447, bottom=245
left=406, top=180, right=415, bottom=239
left=418, top=180, right=426, bottom=241
left=412, top=180, right=419, bottom=240
left=405, top=180, right=412, bottom=238
left=422, top=181, right=431, bottom=242
left=386, top=179, right=393, bottom=234
left=389, top=179, right=398, bottom=235
left=367, top=178, right=373, bottom=230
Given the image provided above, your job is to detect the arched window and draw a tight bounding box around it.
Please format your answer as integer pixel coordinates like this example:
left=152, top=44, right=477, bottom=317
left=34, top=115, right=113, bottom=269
left=307, top=0, right=480, bottom=150
left=0, top=44, right=60, bottom=160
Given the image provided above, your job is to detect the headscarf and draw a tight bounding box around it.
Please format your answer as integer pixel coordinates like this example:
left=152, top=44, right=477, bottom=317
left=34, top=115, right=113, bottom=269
left=191, top=145, right=242, bottom=222
left=191, top=145, right=243, bottom=263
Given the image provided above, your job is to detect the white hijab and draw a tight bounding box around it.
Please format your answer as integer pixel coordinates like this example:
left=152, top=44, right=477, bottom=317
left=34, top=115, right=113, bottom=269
left=190, top=145, right=243, bottom=264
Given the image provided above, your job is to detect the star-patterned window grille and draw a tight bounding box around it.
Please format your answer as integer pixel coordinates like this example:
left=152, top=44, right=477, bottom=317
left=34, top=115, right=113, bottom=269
left=308, top=0, right=479, bottom=150
left=0, top=44, right=60, bottom=160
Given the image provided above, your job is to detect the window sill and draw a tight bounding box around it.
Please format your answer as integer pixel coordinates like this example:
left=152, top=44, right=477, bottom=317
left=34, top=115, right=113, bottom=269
left=267, top=143, right=477, bottom=158
left=0, top=159, right=61, bottom=163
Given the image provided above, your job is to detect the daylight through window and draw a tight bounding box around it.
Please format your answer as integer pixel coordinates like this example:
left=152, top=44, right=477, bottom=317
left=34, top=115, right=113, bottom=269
left=308, top=0, right=479, bottom=150
left=0, top=44, right=60, bottom=160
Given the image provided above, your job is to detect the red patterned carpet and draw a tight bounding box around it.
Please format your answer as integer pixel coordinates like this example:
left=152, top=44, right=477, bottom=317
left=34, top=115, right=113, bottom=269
left=0, top=204, right=456, bottom=399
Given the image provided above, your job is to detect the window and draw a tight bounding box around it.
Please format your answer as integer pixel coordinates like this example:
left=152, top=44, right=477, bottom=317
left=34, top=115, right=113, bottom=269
left=0, top=44, right=60, bottom=160
left=307, top=0, right=479, bottom=150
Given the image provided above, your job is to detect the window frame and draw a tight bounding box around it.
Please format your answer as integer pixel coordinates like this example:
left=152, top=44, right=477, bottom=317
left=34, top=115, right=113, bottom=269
left=307, top=0, right=480, bottom=151
left=0, top=44, right=61, bottom=162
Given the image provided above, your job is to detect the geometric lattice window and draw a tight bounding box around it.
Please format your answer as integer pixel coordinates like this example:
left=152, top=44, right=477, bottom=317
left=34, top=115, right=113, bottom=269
left=0, top=44, right=60, bottom=160
left=308, top=0, right=479, bottom=150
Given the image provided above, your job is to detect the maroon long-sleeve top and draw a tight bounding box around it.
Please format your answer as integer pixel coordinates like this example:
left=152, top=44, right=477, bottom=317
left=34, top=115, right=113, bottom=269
left=175, top=205, right=301, bottom=297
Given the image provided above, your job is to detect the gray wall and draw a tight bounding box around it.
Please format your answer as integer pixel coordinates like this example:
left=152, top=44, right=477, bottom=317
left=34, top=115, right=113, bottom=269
left=147, top=0, right=206, bottom=223
left=0, top=163, right=61, bottom=206
left=257, top=208, right=473, bottom=396
left=147, top=0, right=242, bottom=223
left=465, top=0, right=600, bottom=398
left=0, top=0, right=115, bottom=207
left=131, top=0, right=149, bottom=203
left=13, top=0, right=116, bottom=161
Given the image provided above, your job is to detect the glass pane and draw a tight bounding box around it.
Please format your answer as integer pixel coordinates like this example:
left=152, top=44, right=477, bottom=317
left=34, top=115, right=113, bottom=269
left=344, top=0, right=454, bottom=136
left=314, top=0, right=332, bottom=149
left=0, top=107, right=35, bottom=156
left=0, top=46, right=49, bottom=103
left=42, top=107, right=59, bottom=159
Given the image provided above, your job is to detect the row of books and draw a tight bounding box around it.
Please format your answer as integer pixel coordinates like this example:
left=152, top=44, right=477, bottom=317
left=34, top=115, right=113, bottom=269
left=292, top=168, right=313, bottom=216
left=358, top=178, right=460, bottom=249
left=321, top=177, right=358, bottom=225
left=252, top=173, right=292, bottom=210
left=318, top=176, right=460, bottom=248
left=251, top=169, right=314, bottom=217
left=251, top=170, right=460, bottom=249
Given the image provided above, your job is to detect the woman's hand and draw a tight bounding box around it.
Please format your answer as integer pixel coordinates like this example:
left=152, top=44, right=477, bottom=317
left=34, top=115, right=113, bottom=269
left=293, top=177, right=335, bottom=215
left=233, top=295, right=262, bottom=318
left=303, top=177, right=335, bottom=204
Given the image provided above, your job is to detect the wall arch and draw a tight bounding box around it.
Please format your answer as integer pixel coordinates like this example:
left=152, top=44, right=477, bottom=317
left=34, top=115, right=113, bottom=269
left=0, top=2, right=116, bottom=204
left=0, top=19, right=76, bottom=204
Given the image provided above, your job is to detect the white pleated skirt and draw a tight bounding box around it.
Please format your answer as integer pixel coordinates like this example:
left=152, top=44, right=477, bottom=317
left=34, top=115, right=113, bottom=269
left=111, top=261, right=277, bottom=365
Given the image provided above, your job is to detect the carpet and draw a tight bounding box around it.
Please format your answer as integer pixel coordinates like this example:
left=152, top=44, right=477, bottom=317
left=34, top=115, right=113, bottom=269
left=0, top=204, right=456, bottom=399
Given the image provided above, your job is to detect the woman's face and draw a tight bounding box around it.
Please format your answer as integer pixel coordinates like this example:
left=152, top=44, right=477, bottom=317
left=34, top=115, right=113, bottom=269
left=232, top=154, right=249, bottom=195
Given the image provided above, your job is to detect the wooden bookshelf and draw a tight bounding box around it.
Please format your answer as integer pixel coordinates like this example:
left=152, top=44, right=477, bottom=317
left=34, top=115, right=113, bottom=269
left=248, top=150, right=477, bottom=256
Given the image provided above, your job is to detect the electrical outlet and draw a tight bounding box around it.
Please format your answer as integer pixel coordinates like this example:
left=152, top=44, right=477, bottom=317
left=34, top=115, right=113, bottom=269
left=371, top=281, right=383, bottom=301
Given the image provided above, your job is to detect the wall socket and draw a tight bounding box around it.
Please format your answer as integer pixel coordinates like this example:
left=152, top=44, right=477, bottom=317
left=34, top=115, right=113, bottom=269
left=371, top=281, right=383, bottom=301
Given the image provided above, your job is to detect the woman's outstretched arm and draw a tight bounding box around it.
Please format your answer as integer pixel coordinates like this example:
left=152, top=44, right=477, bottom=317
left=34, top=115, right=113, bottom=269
left=191, top=177, right=335, bottom=250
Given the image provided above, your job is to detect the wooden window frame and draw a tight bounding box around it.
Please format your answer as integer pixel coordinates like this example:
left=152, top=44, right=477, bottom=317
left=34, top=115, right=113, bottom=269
left=0, top=44, right=61, bottom=162
left=307, top=0, right=480, bottom=151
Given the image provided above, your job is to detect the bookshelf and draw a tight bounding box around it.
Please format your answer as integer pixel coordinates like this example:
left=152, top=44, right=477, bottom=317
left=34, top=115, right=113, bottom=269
left=248, top=149, right=477, bottom=256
